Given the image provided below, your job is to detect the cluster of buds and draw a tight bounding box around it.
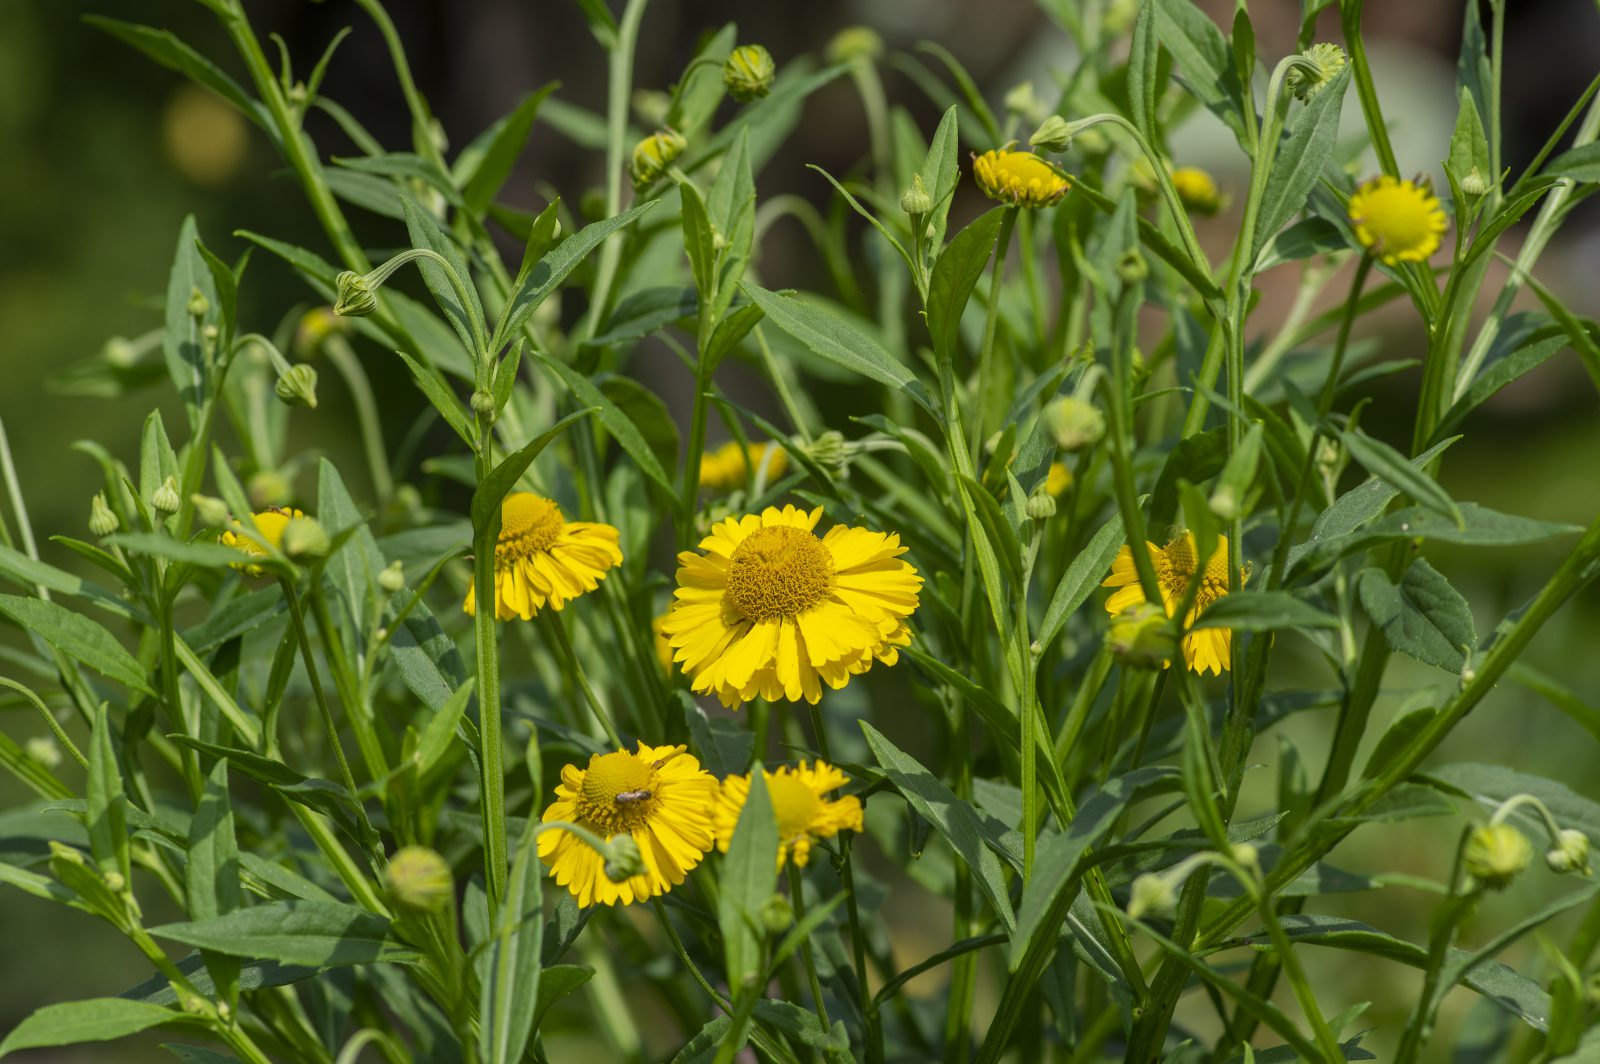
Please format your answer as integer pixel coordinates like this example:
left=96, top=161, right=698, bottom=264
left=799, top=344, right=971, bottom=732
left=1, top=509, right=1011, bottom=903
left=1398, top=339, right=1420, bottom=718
left=1464, top=794, right=1591, bottom=891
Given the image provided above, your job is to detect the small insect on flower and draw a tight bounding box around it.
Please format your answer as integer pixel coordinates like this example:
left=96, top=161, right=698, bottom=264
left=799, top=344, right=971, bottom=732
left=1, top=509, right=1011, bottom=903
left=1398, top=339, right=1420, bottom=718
left=539, top=742, right=717, bottom=907
left=1102, top=531, right=1242, bottom=676
left=463, top=492, right=622, bottom=621
left=220, top=507, right=306, bottom=578
left=714, top=761, right=864, bottom=870
left=1347, top=175, right=1448, bottom=265
left=659, top=505, right=922, bottom=707
left=972, top=149, right=1071, bottom=208
left=699, top=439, right=788, bottom=492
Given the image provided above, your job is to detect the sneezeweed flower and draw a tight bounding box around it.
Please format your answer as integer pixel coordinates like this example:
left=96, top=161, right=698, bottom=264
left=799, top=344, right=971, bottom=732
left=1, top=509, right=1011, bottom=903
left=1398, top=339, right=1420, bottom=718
left=538, top=742, right=717, bottom=907
left=1464, top=822, right=1532, bottom=890
left=973, top=149, right=1070, bottom=208
left=220, top=507, right=304, bottom=577
left=700, top=439, right=788, bottom=492
left=1347, top=176, right=1447, bottom=265
left=1102, top=531, right=1240, bottom=676
left=723, top=44, right=776, bottom=102
left=463, top=492, right=622, bottom=621
left=1046, top=461, right=1073, bottom=497
left=630, top=129, right=687, bottom=191
left=714, top=761, right=864, bottom=869
left=660, top=505, right=922, bottom=707
left=1171, top=166, right=1224, bottom=216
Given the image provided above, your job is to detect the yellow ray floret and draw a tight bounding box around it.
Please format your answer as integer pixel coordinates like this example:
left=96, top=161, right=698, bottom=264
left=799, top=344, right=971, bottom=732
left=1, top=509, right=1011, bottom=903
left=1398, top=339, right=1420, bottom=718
left=539, top=742, right=717, bottom=907
left=714, top=760, right=864, bottom=869
left=1101, top=531, right=1241, bottom=676
left=220, top=507, right=304, bottom=578
left=973, top=149, right=1071, bottom=208
left=1347, top=176, right=1447, bottom=265
left=660, top=504, right=922, bottom=708
left=463, top=492, right=622, bottom=621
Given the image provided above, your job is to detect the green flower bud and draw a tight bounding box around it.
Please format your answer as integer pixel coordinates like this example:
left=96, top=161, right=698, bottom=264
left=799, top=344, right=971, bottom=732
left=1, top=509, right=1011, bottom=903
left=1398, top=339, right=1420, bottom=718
left=333, top=270, right=378, bottom=317
left=190, top=494, right=231, bottom=529
left=1546, top=829, right=1591, bottom=876
left=152, top=476, right=182, bottom=515
left=281, top=515, right=330, bottom=561
left=805, top=430, right=847, bottom=475
left=103, top=870, right=126, bottom=893
left=275, top=364, right=319, bottom=409
left=1026, top=486, right=1057, bottom=521
left=1044, top=396, right=1106, bottom=452
left=1003, top=81, right=1041, bottom=123
left=1116, top=247, right=1149, bottom=284
left=1127, top=872, right=1176, bottom=920
left=186, top=286, right=210, bottom=319
left=630, top=129, right=687, bottom=191
left=470, top=389, right=496, bottom=416
left=1460, top=166, right=1491, bottom=199
left=1464, top=822, right=1532, bottom=890
left=631, top=88, right=671, bottom=127
left=723, top=45, right=776, bottom=102
left=1285, top=43, right=1347, bottom=102
left=760, top=893, right=794, bottom=934
left=379, top=560, right=406, bottom=594
left=1030, top=115, right=1073, bottom=154
left=603, top=834, right=647, bottom=882
left=386, top=846, right=454, bottom=913
left=826, top=26, right=883, bottom=65
left=103, top=335, right=140, bottom=368
left=25, top=736, right=61, bottom=770
left=89, top=492, right=120, bottom=537
left=1108, top=603, right=1178, bottom=670
left=1209, top=484, right=1240, bottom=521
left=248, top=470, right=292, bottom=510
left=1231, top=842, right=1260, bottom=870
left=900, top=174, right=933, bottom=216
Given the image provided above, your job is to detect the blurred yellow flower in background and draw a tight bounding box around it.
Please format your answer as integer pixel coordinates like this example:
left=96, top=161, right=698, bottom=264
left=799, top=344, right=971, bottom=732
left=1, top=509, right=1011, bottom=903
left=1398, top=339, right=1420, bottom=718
left=162, top=85, right=248, bottom=186
left=714, top=761, right=863, bottom=869
left=700, top=439, right=788, bottom=491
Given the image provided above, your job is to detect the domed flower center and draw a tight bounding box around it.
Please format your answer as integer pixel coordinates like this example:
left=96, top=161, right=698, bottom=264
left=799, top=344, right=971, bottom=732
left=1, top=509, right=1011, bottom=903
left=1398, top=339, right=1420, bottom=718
left=767, top=773, right=822, bottom=841
left=496, top=493, right=564, bottom=562
left=725, top=526, right=835, bottom=621
left=1351, top=184, right=1435, bottom=256
left=974, top=150, right=1070, bottom=207
left=576, top=751, right=659, bottom=835
left=1158, top=533, right=1231, bottom=610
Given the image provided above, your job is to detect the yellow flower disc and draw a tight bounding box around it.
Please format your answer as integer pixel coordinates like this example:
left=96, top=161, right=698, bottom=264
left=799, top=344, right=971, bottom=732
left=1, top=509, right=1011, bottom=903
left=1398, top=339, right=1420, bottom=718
left=1101, top=531, right=1240, bottom=676
left=539, top=742, right=717, bottom=907
left=220, top=507, right=304, bottom=578
left=714, top=760, right=864, bottom=869
left=660, top=505, right=922, bottom=708
left=973, top=149, right=1070, bottom=207
left=463, top=492, right=622, bottom=621
left=1347, top=176, right=1447, bottom=265
left=1171, top=166, right=1223, bottom=216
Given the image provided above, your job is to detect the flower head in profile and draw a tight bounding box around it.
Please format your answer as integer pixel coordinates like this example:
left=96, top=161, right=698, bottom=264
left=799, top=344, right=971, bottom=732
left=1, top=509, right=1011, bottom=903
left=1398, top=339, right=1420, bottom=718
left=714, top=761, right=863, bottom=869
left=1171, top=166, right=1224, bottom=216
left=973, top=149, right=1070, bottom=208
left=539, top=742, right=717, bottom=907
left=464, top=493, right=621, bottom=620
left=1101, top=531, right=1241, bottom=675
left=220, top=507, right=305, bottom=578
left=700, top=440, right=788, bottom=492
left=660, top=505, right=922, bottom=708
left=1347, top=176, right=1447, bottom=265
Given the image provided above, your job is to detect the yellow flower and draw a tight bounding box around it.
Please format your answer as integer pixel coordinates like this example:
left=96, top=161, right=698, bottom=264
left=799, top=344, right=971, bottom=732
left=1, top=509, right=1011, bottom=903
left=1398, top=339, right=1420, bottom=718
left=1046, top=461, right=1073, bottom=497
left=463, top=493, right=621, bottom=620
left=1101, top=531, right=1240, bottom=676
left=700, top=440, right=789, bottom=492
left=972, top=149, right=1070, bottom=208
left=538, top=742, right=717, bottom=907
left=714, top=761, right=863, bottom=869
left=1347, top=176, right=1447, bottom=265
left=1171, top=166, right=1224, bottom=215
left=220, top=507, right=304, bottom=578
left=651, top=611, right=674, bottom=675
left=660, top=505, right=922, bottom=708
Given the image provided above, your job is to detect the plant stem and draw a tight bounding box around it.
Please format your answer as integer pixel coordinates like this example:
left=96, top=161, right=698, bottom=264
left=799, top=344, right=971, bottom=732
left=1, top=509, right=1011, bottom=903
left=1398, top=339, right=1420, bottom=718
left=470, top=460, right=509, bottom=918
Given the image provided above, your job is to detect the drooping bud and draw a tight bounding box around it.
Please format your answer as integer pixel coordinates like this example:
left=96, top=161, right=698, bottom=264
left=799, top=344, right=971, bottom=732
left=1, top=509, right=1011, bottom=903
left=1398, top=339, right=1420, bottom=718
left=88, top=492, right=120, bottom=537
left=333, top=271, right=378, bottom=317
left=760, top=892, right=794, bottom=934
left=1029, top=114, right=1073, bottom=154
left=630, top=129, right=688, bottom=191
left=247, top=470, right=292, bottom=510
left=1285, top=43, right=1347, bottom=102
left=826, top=26, right=883, bottom=65
left=805, top=430, right=847, bottom=476
left=385, top=846, right=454, bottom=913
left=1109, top=603, right=1178, bottom=670
left=379, top=560, right=406, bottom=594
left=1546, top=829, right=1591, bottom=876
left=1127, top=872, right=1176, bottom=920
left=1044, top=396, right=1106, bottom=452
left=603, top=834, right=647, bottom=882
left=152, top=476, right=182, bottom=514
left=1464, top=823, right=1532, bottom=890
left=900, top=174, right=933, bottom=217
left=274, top=364, right=319, bottom=409
left=723, top=44, right=776, bottom=102
left=281, top=515, right=330, bottom=561
left=186, top=286, right=210, bottom=319
left=190, top=494, right=231, bottom=528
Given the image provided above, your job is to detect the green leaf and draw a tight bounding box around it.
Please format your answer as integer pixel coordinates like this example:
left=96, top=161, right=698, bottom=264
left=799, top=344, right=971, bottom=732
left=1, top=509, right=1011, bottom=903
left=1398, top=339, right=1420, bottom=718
left=85, top=18, right=269, bottom=133
left=1338, top=428, right=1463, bottom=527
left=684, top=696, right=754, bottom=778
left=915, top=42, right=1000, bottom=146
left=0, top=594, right=155, bottom=695
left=1446, top=86, right=1491, bottom=188
left=469, top=408, right=598, bottom=532
left=918, top=106, right=960, bottom=251
left=1153, top=0, right=1249, bottom=146
left=1357, top=559, right=1476, bottom=671
left=139, top=409, right=180, bottom=507
left=702, top=302, right=765, bottom=374
left=462, top=84, right=558, bottom=216
left=861, top=722, right=1017, bottom=933
left=1426, top=763, right=1600, bottom=846
left=1435, top=334, right=1566, bottom=442
left=582, top=286, right=698, bottom=349
left=396, top=350, right=475, bottom=448
left=1127, top=0, right=1160, bottom=144
left=706, top=128, right=756, bottom=323
left=1189, top=590, right=1339, bottom=632
left=152, top=901, right=422, bottom=968
left=402, top=195, right=485, bottom=356
left=162, top=215, right=215, bottom=423
left=1292, top=503, right=1581, bottom=576
left=104, top=533, right=252, bottom=569
left=1252, top=66, right=1350, bottom=257
left=926, top=207, right=1005, bottom=362
left=87, top=701, right=128, bottom=880
left=1544, top=141, right=1600, bottom=183
left=532, top=964, right=593, bottom=1033
left=416, top=677, right=474, bottom=774
left=744, top=284, right=939, bottom=420
left=719, top=766, right=778, bottom=991
left=496, top=202, right=656, bottom=347
left=0, top=998, right=189, bottom=1058
left=679, top=178, right=717, bottom=302
left=481, top=820, right=544, bottom=1064
left=188, top=759, right=241, bottom=1005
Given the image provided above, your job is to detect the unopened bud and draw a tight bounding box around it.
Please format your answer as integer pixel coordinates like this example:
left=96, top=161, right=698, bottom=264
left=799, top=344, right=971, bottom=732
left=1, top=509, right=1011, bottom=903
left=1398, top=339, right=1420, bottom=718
left=1030, top=115, right=1073, bottom=154
left=247, top=470, right=292, bottom=510
left=190, top=494, right=231, bottom=528
left=1285, top=43, right=1347, bottom=102
left=1026, top=488, right=1057, bottom=520
left=89, top=492, right=120, bottom=536
left=1231, top=843, right=1260, bottom=869
left=630, top=129, right=687, bottom=191
left=1464, top=823, right=1532, bottom=890
left=1127, top=873, right=1176, bottom=920
left=25, top=736, right=61, bottom=770
left=333, top=271, right=378, bottom=317
left=805, top=430, right=847, bottom=475
left=1460, top=167, right=1490, bottom=199
left=103, top=871, right=126, bottom=893
left=900, top=174, right=933, bottom=216
left=1108, top=603, right=1177, bottom=669
left=1116, top=248, right=1149, bottom=284
left=152, top=476, right=182, bottom=514
left=470, top=389, right=496, bottom=416
left=1044, top=396, right=1106, bottom=452
left=103, top=336, right=139, bottom=368
left=760, top=893, right=794, bottom=934
left=1209, top=485, right=1240, bottom=521
left=275, top=364, right=319, bottom=409
left=186, top=286, right=210, bottom=319
left=1546, top=829, right=1591, bottom=876
left=603, top=834, right=647, bottom=882
left=386, top=846, right=454, bottom=913
left=379, top=560, right=406, bottom=594
left=281, top=515, right=330, bottom=561
left=826, top=26, right=883, bottom=65
left=723, top=44, right=776, bottom=103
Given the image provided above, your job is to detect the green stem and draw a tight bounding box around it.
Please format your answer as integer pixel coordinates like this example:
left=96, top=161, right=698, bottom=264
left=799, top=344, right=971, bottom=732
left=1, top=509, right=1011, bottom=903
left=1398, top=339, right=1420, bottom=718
left=972, top=207, right=1018, bottom=463
left=280, top=582, right=360, bottom=802
left=787, top=864, right=832, bottom=1033
left=470, top=469, right=509, bottom=918
left=1340, top=0, right=1399, bottom=176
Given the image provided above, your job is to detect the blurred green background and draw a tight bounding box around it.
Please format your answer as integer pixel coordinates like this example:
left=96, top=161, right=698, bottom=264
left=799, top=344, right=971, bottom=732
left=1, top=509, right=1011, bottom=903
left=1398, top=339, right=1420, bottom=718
left=1, top=0, right=1598, bottom=1060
